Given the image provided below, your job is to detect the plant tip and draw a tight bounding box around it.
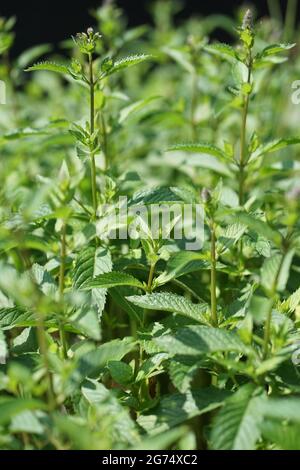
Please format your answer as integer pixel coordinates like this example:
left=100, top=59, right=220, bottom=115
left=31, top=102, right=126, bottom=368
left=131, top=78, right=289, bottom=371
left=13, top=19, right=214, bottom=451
left=242, top=9, right=253, bottom=30
left=201, top=188, right=212, bottom=203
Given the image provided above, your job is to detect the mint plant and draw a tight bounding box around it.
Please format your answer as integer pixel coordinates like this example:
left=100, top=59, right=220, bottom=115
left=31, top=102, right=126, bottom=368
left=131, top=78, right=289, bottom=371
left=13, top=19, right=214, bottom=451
left=1, top=2, right=300, bottom=451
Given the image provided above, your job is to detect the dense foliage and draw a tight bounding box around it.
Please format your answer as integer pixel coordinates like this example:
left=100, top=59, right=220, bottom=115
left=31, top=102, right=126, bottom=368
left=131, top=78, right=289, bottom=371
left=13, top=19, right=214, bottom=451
left=1, top=0, right=300, bottom=450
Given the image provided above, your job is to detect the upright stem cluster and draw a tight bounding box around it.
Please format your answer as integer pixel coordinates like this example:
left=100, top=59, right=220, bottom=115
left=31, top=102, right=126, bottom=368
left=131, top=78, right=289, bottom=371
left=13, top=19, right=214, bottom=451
left=88, top=53, right=98, bottom=220
left=239, top=57, right=252, bottom=206
left=210, top=220, right=218, bottom=327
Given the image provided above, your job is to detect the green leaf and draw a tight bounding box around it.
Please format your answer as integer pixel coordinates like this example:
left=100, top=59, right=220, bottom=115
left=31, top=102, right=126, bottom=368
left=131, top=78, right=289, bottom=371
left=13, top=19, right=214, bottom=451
left=127, top=293, right=209, bottom=324
left=167, top=143, right=229, bottom=162
left=168, top=358, right=200, bottom=393
left=162, top=47, right=194, bottom=73
left=107, top=361, right=134, bottom=385
left=101, top=54, right=151, bottom=78
left=138, top=388, right=230, bottom=434
left=70, top=308, right=101, bottom=341
left=0, top=330, right=7, bottom=363
left=281, top=287, right=300, bottom=313
left=0, top=307, right=35, bottom=330
left=210, top=384, right=265, bottom=450
left=156, top=251, right=210, bottom=286
left=260, top=397, right=300, bottom=423
left=109, top=286, right=144, bottom=325
left=260, top=420, right=300, bottom=450
left=10, top=411, right=45, bottom=435
left=260, top=250, right=293, bottom=293
left=233, top=212, right=282, bottom=246
left=135, top=353, right=168, bottom=383
left=73, top=246, right=112, bottom=318
left=25, top=61, right=69, bottom=74
left=131, top=427, right=188, bottom=450
left=154, top=325, right=250, bottom=357
left=217, top=223, right=247, bottom=253
left=119, top=96, right=161, bottom=124
left=0, top=399, right=45, bottom=426
left=129, top=186, right=192, bottom=206
left=256, top=43, right=295, bottom=59
left=70, top=337, right=136, bottom=387
left=81, top=380, right=139, bottom=446
left=205, top=43, right=240, bottom=62
left=86, top=271, right=145, bottom=290
left=250, top=137, right=300, bottom=161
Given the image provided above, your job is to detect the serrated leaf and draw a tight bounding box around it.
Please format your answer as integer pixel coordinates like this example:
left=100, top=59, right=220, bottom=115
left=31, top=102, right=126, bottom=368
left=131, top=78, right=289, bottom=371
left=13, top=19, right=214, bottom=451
left=167, top=143, right=229, bottom=162
left=81, top=380, right=139, bottom=445
left=109, top=286, right=144, bottom=325
left=129, top=186, right=191, bottom=206
left=0, top=307, right=35, bottom=330
left=127, top=293, right=209, bottom=324
left=101, top=54, right=151, bottom=78
left=119, top=96, right=161, bottom=124
left=138, top=388, right=230, bottom=434
left=260, top=420, right=300, bottom=450
left=25, top=61, right=69, bottom=74
left=162, top=47, right=194, bottom=73
left=156, top=251, right=210, bottom=286
left=205, top=43, right=240, bottom=61
left=85, top=271, right=145, bottom=290
left=210, top=384, right=265, bottom=450
left=107, top=361, right=134, bottom=385
left=261, top=251, right=293, bottom=293
left=10, top=411, right=45, bottom=435
left=281, top=287, right=300, bottom=313
left=69, top=337, right=136, bottom=388
left=168, top=358, right=200, bottom=393
left=256, top=43, right=295, bottom=59
left=233, top=212, right=282, bottom=245
left=0, top=399, right=45, bottom=426
left=218, top=223, right=247, bottom=253
left=73, top=246, right=112, bottom=319
left=154, top=325, right=250, bottom=357
left=250, top=137, right=300, bottom=161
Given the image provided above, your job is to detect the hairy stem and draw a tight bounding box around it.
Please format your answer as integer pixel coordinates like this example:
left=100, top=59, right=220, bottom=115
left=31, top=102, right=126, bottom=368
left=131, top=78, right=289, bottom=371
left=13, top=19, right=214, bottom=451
left=59, top=221, right=68, bottom=359
left=239, top=60, right=252, bottom=206
left=147, top=263, right=156, bottom=293
left=89, top=53, right=97, bottom=219
left=210, top=221, right=218, bottom=327
left=36, top=312, right=56, bottom=410
left=284, top=0, right=298, bottom=42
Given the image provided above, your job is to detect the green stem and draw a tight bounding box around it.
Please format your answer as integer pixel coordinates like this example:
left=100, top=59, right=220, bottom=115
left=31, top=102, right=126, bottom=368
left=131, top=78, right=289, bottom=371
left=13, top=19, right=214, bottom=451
left=238, top=59, right=252, bottom=207
left=36, top=312, right=56, bottom=410
left=210, top=221, right=218, bottom=327
left=100, top=113, right=109, bottom=171
left=190, top=70, right=198, bottom=141
left=59, top=221, right=68, bottom=359
left=284, top=0, right=298, bottom=41
left=89, top=53, right=97, bottom=219
left=147, top=263, right=156, bottom=293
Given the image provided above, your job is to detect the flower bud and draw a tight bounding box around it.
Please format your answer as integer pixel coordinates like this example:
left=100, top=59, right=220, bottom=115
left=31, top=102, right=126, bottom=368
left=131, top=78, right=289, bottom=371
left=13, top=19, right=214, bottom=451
left=87, top=27, right=94, bottom=36
left=201, top=188, right=212, bottom=204
left=242, top=9, right=253, bottom=30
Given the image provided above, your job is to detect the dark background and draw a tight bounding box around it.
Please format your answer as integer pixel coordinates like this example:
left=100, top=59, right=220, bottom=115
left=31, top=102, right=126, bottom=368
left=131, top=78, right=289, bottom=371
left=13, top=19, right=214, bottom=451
left=0, top=0, right=298, bottom=56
